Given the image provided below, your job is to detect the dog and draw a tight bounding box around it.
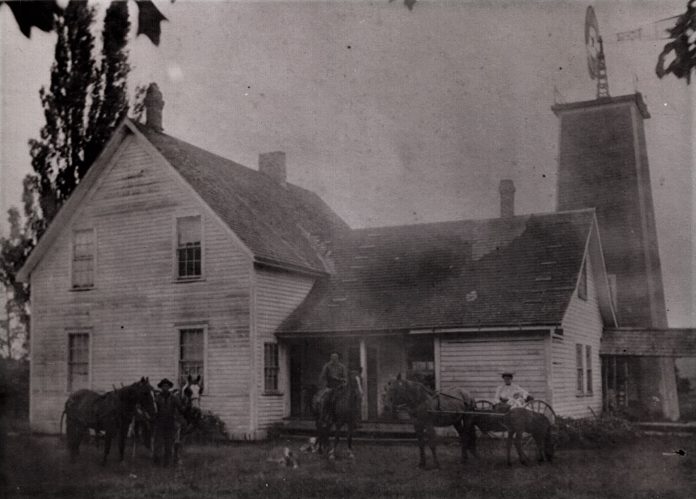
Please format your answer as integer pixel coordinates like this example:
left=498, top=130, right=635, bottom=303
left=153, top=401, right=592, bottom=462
left=266, top=446, right=299, bottom=468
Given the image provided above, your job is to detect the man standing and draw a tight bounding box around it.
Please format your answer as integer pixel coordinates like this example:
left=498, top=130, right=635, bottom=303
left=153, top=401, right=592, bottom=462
left=494, top=372, right=531, bottom=409
left=152, top=378, right=182, bottom=467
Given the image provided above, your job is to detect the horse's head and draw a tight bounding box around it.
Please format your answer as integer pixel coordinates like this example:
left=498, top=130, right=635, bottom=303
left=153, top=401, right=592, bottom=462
left=182, top=374, right=203, bottom=409
left=134, top=377, right=157, bottom=421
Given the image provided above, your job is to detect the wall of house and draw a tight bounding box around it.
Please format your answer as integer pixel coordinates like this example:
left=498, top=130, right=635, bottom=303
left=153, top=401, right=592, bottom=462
left=29, top=136, right=253, bottom=436
left=254, top=267, right=315, bottom=433
left=439, top=332, right=547, bottom=402
left=553, top=256, right=603, bottom=417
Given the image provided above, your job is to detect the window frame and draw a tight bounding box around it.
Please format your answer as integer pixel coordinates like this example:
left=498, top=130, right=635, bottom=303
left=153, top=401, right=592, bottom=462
left=263, top=342, right=281, bottom=394
left=174, top=214, right=204, bottom=281
left=67, top=330, right=91, bottom=392
left=575, top=343, right=584, bottom=395
left=585, top=345, right=593, bottom=394
left=176, top=325, right=207, bottom=391
left=71, top=228, right=96, bottom=290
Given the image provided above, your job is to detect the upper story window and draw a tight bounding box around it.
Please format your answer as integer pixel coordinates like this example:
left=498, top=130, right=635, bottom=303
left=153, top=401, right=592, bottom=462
left=177, top=216, right=202, bottom=279
left=578, top=260, right=587, bottom=301
left=72, top=229, right=95, bottom=289
left=264, top=342, right=280, bottom=393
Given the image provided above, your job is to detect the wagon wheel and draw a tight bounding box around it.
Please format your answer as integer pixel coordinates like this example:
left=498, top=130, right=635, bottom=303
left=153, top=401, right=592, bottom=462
left=524, top=399, right=556, bottom=426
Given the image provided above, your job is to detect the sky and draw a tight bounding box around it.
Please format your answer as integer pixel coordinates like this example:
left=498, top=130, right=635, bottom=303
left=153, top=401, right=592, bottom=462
left=0, top=0, right=693, bottom=327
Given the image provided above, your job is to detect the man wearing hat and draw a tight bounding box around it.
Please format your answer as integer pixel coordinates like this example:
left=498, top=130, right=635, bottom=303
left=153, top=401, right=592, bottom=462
left=494, top=372, right=531, bottom=409
left=153, top=378, right=183, bottom=466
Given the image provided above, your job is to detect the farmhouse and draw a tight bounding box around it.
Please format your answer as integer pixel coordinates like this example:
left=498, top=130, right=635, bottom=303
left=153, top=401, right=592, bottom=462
left=18, top=86, right=682, bottom=438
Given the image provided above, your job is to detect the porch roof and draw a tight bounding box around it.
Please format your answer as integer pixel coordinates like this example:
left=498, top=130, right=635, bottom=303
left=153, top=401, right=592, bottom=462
left=278, top=209, right=595, bottom=335
left=601, top=328, right=696, bottom=357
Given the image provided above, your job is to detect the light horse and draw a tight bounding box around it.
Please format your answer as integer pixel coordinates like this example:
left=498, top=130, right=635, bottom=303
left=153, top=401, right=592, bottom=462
left=173, top=375, right=203, bottom=461
left=312, top=370, right=363, bottom=460
left=383, top=374, right=476, bottom=469
left=62, top=377, right=156, bottom=465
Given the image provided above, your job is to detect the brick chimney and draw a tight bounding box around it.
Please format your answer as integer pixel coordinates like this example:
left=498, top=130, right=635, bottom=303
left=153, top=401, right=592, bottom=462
left=259, top=151, right=287, bottom=187
left=499, top=179, right=515, bottom=218
left=144, top=83, right=164, bottom=132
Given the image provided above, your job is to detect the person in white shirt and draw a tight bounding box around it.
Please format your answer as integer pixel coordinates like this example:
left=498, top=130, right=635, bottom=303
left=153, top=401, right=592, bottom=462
left=494, top=372, right=531, bottom=409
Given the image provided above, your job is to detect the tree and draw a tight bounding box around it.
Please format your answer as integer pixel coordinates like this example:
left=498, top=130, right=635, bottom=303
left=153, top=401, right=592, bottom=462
left=656, top=0, right=696, bottom=83
left=0, top=0, right=133, bottom=352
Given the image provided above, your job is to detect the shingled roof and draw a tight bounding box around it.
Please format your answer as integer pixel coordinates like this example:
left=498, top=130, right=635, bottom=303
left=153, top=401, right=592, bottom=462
left=134, top=123, right=348, bottom=273
left=278, top=209, right=597, bottom=334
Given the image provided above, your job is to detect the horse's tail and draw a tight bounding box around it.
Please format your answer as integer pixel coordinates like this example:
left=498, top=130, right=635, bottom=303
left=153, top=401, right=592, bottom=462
left=59, top=410, right=66, bottom=437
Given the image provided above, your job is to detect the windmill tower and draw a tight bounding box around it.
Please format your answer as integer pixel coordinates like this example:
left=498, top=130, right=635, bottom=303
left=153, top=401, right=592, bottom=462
left=550, top=6, right=678, bottom=420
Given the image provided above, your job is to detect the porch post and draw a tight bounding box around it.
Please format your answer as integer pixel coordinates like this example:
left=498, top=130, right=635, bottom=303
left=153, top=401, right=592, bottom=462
left=360, top=338, right=368, bottom=420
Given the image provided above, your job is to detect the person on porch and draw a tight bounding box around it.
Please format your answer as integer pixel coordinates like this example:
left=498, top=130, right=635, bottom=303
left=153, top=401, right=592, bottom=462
left=494, top=372, right=532, bottom=409
left=316, top=352, right=347, bottom=423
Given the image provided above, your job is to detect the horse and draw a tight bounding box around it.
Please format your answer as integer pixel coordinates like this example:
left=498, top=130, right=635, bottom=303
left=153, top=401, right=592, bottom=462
left=173, top=375, right=203, bottom=462
left=312, top=370, right=363, bottom=460
left=501, top=406, right=554, bottom=466
left=62, top=377, right=156, bottom=465
left=383, top=374, right=476, bottom=469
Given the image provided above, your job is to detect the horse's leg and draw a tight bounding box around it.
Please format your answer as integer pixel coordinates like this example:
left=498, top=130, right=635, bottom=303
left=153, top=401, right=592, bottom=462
left=514, top=430, right=528, bottom=465
left=415, top=424, right=427, bottom=469
left=102, top=432, right=112, bottom=466
left=467, top=419, right=478, bottom=458
left=346, top=421, right=354, bottom=460
left=506, top=431, right=513, bottom=466
left=454, top=420, right=467, bottom=464
left=534, top=431, right=544, bottom=463
left=426, top=424, right=440, bottom=470
left=118, top=423, right=127, bottom=462
left=544, top=427, right=554, bottom=463
left=330, top=422, right=341, bottom=460
left=66, top=420, right=80, bottom=463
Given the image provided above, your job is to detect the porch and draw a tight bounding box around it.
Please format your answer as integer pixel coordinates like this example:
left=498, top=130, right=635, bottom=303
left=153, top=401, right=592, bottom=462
left=284, top=333, right=434, bottom=420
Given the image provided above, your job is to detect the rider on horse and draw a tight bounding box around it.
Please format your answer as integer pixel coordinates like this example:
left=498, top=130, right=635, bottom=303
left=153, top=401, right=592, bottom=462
left=316, top=352, right=346, bottom=423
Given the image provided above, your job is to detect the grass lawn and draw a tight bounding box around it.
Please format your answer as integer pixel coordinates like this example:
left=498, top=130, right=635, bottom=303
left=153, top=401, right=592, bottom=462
left=2, top=432, right=695, bottom=498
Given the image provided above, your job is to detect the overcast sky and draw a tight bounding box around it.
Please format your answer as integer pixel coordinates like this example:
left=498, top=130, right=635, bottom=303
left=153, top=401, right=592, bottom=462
left=0, top=0, right=693, bottom=326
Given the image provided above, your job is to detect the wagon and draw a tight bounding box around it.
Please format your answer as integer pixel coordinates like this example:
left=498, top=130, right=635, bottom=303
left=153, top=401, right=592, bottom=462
left=429, top=398, right=557, bottom=454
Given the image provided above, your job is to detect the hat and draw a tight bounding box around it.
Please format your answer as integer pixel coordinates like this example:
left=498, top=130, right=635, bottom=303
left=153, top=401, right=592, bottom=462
left=501, top=372, right=514, bottom=379
left=157, top=378, right=174, bottom=389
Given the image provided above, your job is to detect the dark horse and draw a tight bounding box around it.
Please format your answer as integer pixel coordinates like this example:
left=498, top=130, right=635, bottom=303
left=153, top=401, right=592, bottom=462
left=501, top=406, right=554, bottom=466
left=62, top=377, right=156, bottom=465
left=312, top=370, right=363, bottom=460
left=383, top=375, right=476, bottom=469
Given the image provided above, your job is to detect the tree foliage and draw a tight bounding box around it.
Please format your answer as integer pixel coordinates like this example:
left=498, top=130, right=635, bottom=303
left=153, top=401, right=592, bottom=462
left=656, top=0, right=696, bottom=83
left=0, top=0, right=132, bottom=354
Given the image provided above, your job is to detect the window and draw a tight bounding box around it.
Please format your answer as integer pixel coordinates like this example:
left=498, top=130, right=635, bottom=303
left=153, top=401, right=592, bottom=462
left=578, top=261, right=587, bottom=300
left=264, top=343, right=280, bottom=393
left=586, top=345, right=593, bottom=393
left=177, top=216, right=202, bottom=279
left=576, top=343, right=584, bottom=393
left=68, top=333, right=89, bottom=391
left=72, top=229, right=94, bottom=289
left=179, top=328, right=204, bottom=384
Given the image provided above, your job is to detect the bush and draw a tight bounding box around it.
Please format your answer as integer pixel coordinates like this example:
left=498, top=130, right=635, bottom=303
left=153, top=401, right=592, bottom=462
left=554, top=414, right=640, bottom=449
left=0, top=359, right=29, bottom=421
left=186, top=410, right=229, bottom=444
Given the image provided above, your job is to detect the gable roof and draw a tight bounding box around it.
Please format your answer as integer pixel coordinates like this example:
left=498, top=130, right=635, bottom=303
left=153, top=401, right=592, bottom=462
left=278, top=209, right=607, bottom=334
left=132, top=122, right=348, bottom=273
left=18, top=120, right=348, bottom=281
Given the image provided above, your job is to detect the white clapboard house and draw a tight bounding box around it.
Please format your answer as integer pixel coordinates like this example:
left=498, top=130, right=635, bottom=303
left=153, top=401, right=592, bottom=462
left=22, top=88, right=678, bottom=439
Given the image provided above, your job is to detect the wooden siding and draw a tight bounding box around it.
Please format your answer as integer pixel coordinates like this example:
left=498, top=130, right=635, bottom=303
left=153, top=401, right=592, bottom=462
left=440, top=333, right=547, bottom=402
left=553, top=256, right=603, bottom=417
left=29, top=138, right=253, bottom=436
left=254, top=267, right=315, bottom=431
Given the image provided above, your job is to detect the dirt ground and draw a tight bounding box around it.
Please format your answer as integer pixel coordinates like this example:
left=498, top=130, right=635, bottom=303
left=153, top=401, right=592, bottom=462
left=2, top=432, right=695, bottom=498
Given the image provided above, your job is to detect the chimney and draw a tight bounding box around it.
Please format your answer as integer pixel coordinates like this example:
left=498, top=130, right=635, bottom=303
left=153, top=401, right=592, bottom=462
left=259, top=151, right=287, bottom=187
left=144, top=83, right=164, bottom=132
left=499, top=179, right=515, bottom=218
